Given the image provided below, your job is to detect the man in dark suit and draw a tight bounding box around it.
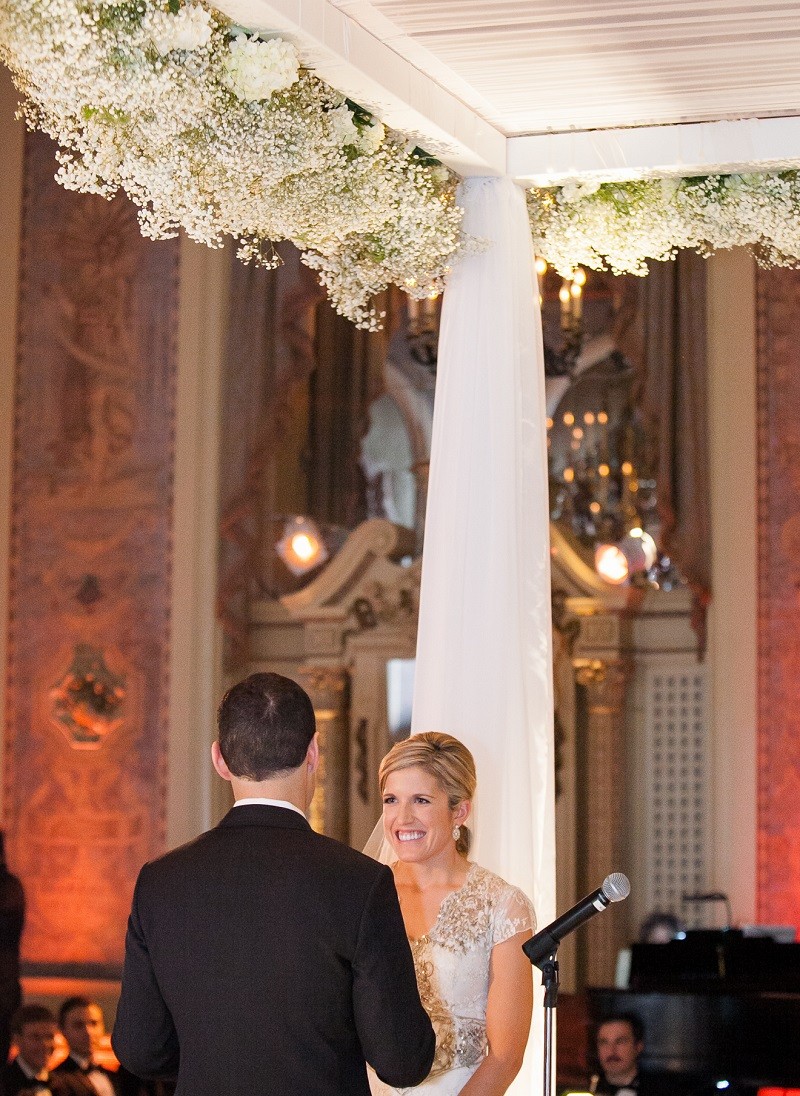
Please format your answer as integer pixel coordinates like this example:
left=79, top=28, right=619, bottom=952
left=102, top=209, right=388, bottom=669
left=2, top=1004, right=64, bottom=1095
left=53, top=998, right=118, bottom=1096
left=112, top=672, right=434, bottom=1096
left=0, top=832, right=25, bottom=1068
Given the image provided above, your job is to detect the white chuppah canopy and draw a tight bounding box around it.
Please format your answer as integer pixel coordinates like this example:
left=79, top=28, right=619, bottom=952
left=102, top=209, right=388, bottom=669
left=411, top=175, right=557, bottom=1096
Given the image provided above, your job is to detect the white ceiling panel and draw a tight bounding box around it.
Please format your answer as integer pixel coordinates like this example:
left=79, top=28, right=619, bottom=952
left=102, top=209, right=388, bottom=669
left=341, top=0, right=800, bottom=135
left=219, top=0, right=800, bottom=178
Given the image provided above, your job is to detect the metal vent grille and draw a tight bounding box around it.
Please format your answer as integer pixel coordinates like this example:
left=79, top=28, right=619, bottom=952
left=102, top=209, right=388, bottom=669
left=645, top=666, right=712, bottom=926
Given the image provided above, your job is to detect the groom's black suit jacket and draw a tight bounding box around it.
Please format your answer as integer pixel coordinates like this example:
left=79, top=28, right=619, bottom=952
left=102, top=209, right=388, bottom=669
left=112, top=805, right=434, bottom=1096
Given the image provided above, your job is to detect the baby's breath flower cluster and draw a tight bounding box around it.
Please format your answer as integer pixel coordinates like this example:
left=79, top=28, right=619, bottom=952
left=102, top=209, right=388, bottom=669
left=529, top=172, right=800, bottom=277
left=0, top=0, right=465, bottom=328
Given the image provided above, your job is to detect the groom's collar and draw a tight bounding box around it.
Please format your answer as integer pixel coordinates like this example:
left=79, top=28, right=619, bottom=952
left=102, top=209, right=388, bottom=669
left=218, top=803, right=311, bottom=829
left=234, top=797, right=306, bottom=817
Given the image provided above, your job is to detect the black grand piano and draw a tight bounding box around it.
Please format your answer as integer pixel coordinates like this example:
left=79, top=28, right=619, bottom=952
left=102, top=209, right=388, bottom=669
left=589, top=930, right=800, bottom=1094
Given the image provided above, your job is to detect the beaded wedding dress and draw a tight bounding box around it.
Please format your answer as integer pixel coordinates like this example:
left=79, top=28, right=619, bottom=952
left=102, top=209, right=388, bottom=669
left=368, top=862, right=536, bottom=1096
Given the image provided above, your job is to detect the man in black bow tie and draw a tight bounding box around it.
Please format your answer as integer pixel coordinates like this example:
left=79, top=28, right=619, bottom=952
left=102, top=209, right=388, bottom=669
left=2, top=1004, right=65, bottom=1095
left=52, top=998, right=118, bottom=1096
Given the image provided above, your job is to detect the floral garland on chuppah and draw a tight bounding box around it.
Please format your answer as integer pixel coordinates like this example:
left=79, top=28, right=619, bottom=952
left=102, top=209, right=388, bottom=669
left=528, top=171, right=800, bottom=277
left=0, top=0, right=465, bottom=328
left=5, top=0, right=800, bottom=319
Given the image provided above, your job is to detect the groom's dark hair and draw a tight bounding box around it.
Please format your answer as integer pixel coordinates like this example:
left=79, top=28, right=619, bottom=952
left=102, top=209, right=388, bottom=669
left=217, top=672, right=316, bottom=780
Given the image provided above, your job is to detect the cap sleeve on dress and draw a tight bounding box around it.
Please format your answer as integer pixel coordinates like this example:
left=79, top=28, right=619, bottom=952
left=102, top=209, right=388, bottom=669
left=491, top=883, right=537, bottom=946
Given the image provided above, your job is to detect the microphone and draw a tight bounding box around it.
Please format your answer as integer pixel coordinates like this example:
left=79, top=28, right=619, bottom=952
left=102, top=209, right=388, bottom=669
left=523, top=872, right=631, bottom=967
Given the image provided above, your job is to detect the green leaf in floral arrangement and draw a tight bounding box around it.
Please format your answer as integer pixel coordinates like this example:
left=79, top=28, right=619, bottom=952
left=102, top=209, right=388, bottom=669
left=168, top=0, right=181, bottom=13
left=344, top=97, right=374, bottom=130
left=94, top=2, right=146, bottom=31
left=81, top=104, right=129, bottom=126
left=363, top=234, right=386, bottom=262
left=409, top=146, right=442, bottom=168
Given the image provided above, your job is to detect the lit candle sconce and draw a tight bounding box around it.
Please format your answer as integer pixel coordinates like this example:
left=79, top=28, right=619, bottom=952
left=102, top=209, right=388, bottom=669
left=597, top=409, right=609, bottom=463
left=557, top=267, right=585, bottom=331
left=597, top=460, right=610, bottom=504
left=559, top=282, right=572, bottom=330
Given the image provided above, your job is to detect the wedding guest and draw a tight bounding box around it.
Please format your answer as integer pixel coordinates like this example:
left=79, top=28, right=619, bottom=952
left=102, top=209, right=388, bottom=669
left=54, top=998, right=118, bottom=1096
left=0, top=832, right=25, bottom=1067
left=638, top=911, right=683, bottom=944
left=2, top=1004, right=64, bottom=1095
left=590, top=1014, right=645, bottom=1095
left=368, top=732, right=536, bottom=1096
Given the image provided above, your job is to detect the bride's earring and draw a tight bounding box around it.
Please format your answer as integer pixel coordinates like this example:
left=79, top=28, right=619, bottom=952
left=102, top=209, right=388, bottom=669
left=452, top=825, right=461, bottom=842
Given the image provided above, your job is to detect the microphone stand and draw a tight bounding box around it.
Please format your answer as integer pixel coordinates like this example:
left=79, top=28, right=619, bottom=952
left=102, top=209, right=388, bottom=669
left=523, top=875, right=630, bottom=1096
left=529, top=945, right=560, bottom=1096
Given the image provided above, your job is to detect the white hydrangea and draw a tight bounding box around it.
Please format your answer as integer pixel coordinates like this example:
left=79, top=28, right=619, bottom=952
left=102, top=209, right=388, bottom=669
left=328, top=103, right=360, bottom=145
left=144, top=4, right=213, bottom=56
left=222, top=34, right=300, bottom=101
left=559, top=177, right=602, bottom=203
left=356, top=119, right=385, bottom=154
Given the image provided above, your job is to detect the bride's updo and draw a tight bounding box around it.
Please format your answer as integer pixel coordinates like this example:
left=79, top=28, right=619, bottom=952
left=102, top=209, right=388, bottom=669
left=379, top=732, right=477, bottom=856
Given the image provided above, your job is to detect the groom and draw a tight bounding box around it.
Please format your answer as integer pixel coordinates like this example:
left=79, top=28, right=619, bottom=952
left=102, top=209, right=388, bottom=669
left=113, top=672, right=434, bottom=1095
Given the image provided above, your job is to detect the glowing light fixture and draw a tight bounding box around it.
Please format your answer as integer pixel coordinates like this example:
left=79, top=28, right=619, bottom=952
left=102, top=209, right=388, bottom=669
left=595, top=528, right=658, bottom=585
left=594, top=543, right=630, bottom=585
left=624, top=528, right=658, bottom=571
left=276, top=516, right=329, bottom=576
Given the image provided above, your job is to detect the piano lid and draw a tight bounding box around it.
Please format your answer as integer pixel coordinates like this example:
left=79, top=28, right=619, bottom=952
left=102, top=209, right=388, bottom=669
left=630, top=930, right=800, bottom=993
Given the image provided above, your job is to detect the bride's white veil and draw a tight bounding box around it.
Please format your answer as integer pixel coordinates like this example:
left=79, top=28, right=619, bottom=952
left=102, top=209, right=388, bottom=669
left=362, top=818, right=397, bottom=865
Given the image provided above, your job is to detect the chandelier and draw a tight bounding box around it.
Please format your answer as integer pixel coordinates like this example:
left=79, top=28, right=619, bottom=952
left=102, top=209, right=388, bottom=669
left=537, top=260, right=678, bottom=589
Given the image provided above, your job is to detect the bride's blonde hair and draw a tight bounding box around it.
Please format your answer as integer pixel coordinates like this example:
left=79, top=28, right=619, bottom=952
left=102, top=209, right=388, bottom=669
left=379, top=732, right=476, bottom=856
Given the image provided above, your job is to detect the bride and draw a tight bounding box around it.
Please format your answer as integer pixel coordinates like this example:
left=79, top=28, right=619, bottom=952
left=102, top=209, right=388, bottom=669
left=368, top=732, right=536, bottom=1096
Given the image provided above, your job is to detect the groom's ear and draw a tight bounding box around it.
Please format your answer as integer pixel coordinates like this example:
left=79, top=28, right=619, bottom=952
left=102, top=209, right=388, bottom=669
left=211, top=740, right=233, bottom=782
left=306, top=732, right=320, bottom=775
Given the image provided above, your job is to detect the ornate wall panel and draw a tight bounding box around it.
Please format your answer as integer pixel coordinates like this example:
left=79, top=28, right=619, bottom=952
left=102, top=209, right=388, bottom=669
left=643, top=664, right=711, bottom=923
left=4, top=133, right=178, bottom=971
left=755, top=267, right=800, bottom=925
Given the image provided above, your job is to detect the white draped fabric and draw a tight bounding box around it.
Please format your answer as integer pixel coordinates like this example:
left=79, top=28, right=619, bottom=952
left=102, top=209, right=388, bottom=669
left=411, top=175, right=556, bottom=1096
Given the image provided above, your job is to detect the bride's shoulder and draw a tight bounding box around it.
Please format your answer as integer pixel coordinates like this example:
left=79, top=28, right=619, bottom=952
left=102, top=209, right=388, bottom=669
left=467, top=863, right=537, bottom=938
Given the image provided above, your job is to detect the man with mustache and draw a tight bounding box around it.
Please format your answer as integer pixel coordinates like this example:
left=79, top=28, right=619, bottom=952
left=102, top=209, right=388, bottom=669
left=591, top=1014, right=644, bottom=1096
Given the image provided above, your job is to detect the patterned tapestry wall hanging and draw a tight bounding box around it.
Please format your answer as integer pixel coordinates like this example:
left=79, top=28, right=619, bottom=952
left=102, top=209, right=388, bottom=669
left=4, top=131, right=178, bottom=972
left=756, top=266, right=800, bottom=926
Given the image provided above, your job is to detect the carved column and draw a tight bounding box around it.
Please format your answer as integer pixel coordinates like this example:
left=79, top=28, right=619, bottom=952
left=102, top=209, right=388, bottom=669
left=298, top=667, right=350, bottom=842
left=574, top=657, right=631, bottom=985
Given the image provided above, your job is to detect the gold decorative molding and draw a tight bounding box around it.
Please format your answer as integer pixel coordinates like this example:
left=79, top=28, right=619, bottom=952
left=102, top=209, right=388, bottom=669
left=299, top=665, right=350, bottom=842
left=573, top=654, right=632, bottom=984
left=282, top=519, right=415, bottom=615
